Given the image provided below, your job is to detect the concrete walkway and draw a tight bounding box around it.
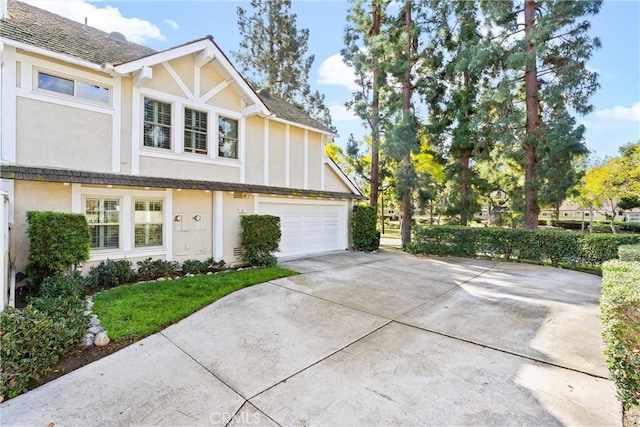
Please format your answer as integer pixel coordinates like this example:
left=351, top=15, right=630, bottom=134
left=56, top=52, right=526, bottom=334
left=1, top=250, right=619, bottom=426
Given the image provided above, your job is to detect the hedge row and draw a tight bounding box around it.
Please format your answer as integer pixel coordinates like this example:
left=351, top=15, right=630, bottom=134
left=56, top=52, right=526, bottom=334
left=600, top=260, right=640, bottom=408
left=240, top=215, right=281, bottom=267
left=405, top=226, right=640, bottom=267
left=619, top=245, right=640, bottom=262
left=1, top=274, right=87, bottom=400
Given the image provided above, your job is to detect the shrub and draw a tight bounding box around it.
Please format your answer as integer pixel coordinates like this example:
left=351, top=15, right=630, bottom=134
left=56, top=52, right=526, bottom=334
left=86, top=259, right=138, bottom=290
left=25, top=211, right=90, bottom=287
left=181, top=258, right=225, bottom=275
left=1, top=306, right=60, bottom=400
left=352, top=205, right=379, bottom=252
left=407, top=226, right=640, bottom=267
left=619, top=245, right=640, bottom=262
left=600, top=260, right=640, bottom=408
left=240, top=215, right=281, bottom=267
left=136, top=258, right=179, bottom=281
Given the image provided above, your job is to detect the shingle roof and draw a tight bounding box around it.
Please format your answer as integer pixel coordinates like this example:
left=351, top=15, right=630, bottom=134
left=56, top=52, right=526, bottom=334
left=0, top=0, right=155, bottom=64
left=0, top=165, right=365, bottom=200
left=258, top=89, right=334, bottom=134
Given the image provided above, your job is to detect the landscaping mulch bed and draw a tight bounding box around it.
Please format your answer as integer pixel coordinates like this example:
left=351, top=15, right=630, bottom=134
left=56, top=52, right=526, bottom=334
left=29, top=340, right=135, bottom=390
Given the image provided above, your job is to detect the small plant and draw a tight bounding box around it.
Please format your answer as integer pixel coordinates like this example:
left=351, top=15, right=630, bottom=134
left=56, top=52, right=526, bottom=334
left=25, top=211, right=90, bottom=288
left=181, top=258, right=226, bottom=275
left=86, top=259, right=138, bottom=290
left=136, top=258, right=179, bottom=281
left=240, top=215, right=281, bottom=267
left=352, top=205, right=379, bottom=252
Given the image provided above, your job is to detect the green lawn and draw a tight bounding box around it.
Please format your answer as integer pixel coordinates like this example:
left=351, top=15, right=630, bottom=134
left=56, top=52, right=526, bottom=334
left=92, top=267, right=297, bottom=341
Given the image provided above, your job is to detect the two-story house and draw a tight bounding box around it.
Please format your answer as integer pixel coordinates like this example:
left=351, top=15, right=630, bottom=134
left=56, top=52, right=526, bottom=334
left=0, top=1, right=363, bottom=308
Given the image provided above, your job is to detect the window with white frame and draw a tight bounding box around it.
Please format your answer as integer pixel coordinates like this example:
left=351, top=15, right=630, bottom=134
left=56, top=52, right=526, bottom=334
left=134, top=200, right=163, bottom=247
left=184, top=108, right=208, bottom=154
left=144, top=98, right=172, bottom=149
left=37, top=71, right=110, bottom=104
left=218, top=116, right=238, bottom=159
left=86, top=198, right=120, bottom=249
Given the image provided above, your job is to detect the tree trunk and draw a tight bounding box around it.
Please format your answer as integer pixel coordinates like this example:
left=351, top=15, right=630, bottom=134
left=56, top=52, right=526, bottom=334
left=581, top=209, right=585, bottom=232
left=429, top=201, right=434, bottom=225
left=589, top=207, right=594, bottom=233
left=369, top=3, right=381, bottom=210
left=460, top=151, right=470, bottom=226
left=400, top=0, right=413, bottom=245
left=523, top=0, right=540, bottom=230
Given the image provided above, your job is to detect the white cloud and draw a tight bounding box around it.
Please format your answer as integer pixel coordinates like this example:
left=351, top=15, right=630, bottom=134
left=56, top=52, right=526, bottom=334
left=317, top=53, right=359, bottom=91
left=595, top=103, right=640, bottom=122
left=23, top=0, right=164, bottom=44
left=329, top=104, right=358, bottom=122
left=163, top=19, right=179, bottom=31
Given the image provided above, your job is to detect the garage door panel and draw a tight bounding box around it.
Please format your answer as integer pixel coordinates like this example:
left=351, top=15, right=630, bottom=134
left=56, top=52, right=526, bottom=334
left=259, top=202, right=344, bottom=258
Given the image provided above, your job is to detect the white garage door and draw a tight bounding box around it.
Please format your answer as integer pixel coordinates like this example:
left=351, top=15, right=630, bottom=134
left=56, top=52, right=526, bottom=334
left=259, top=201, right=345, bottom=258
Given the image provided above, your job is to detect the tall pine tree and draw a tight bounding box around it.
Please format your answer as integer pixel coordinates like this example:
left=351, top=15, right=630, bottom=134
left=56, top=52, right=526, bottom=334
left=233, top=0, right=332, bottom=127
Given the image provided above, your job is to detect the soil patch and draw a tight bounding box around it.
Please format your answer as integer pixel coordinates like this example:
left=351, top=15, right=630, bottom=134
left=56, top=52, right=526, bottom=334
left=29, top=340, right=135, bottom=390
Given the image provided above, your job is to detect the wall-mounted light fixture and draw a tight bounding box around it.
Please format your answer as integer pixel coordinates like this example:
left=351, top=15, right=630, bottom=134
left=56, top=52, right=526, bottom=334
left=193, top=214, right=201, bottom=221
left=174, top=215, right=182, bottom=222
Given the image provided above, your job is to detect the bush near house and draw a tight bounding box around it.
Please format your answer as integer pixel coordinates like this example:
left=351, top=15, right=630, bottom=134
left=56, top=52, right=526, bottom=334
left=600, top=260, right=640, bottom=408
left=136, top=258, right=179, bottom=281
left=352, top=205, right=380, bottom=252
left=86, top=259, right=139, bottom=291
left=25, top=211, right=90, bottom=288
left=240, top=215, right=281, bottom=267
left=405, top=226, right=640, bottom=267
left=1, top=274, right=86, bottom=401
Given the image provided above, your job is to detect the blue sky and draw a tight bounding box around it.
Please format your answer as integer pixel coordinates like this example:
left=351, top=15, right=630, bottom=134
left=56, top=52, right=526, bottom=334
left=25, top=0, right=640, bottom=159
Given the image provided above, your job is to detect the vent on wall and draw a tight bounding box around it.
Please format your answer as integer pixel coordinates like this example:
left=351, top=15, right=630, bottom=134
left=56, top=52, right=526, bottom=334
left=233, top=247, right=244, bottom=258
left=233, top=192, right=247, bottom=199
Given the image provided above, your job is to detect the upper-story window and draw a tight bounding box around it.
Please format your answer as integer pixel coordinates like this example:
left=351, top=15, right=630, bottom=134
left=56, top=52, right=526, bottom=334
left=37, top=71, right=110, bottom=104
left=184, top=108, right=208, bottom=155
left=218, top=116, right=238, bottom=159
left=144, top=97, right=171, bottom=149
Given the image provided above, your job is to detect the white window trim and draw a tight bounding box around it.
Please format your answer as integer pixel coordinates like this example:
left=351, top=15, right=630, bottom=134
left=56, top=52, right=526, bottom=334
left=73, top=185, right=171, bottom=261
left=142, top=96, right=174, bottom=151
left=33, top=67, right=112, bottom=106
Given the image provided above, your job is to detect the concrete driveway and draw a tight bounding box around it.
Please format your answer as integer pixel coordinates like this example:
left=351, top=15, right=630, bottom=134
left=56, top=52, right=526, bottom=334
left=1, top=249, right=619, bottom=426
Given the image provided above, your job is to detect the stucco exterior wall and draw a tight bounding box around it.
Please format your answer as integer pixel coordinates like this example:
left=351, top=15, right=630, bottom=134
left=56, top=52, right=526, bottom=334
left=120, top=76, right=133, bottom=174
left=307, top=133, right=323, bottom=189
left=244, top=116, right=265, bottom=185
left=172, top=189, right=213, bottom=262
left=12, top=181, right=72, bottom=280
left=199, top=63, right=226, bottom=95
left=168, top=57, right=195, bottom=95
left=209, top=85, right=241, bottom=112
left=144, top=63, right=185, bottom=98
left=16, top=98, right=112, bottom=172
left=268, top=121, right=286, bottom=187
left=138, top=157, right=240, bottom=182
left=323, top=163, right=351, bottom=193
left=289, top=127, right=305, bottom=189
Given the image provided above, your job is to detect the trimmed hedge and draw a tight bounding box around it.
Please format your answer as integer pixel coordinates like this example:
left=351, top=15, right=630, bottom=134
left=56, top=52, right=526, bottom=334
left=352, top=205, right=380, bottom=252
left=619, top=245, right=640, bottom=262
left=240, top=215, right=281, bottom=267
left=1, top=274, right=87, bottom=401
left=26, top=211, right=90, bottom=287
left=406, top=226, right=640, bottom=267
left=600, top=260, right=640, bottom=408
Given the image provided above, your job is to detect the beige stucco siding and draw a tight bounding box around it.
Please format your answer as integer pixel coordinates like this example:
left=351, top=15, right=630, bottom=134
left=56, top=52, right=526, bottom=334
left=139, top=157, right=240, bottom=182
left=244, top=116, right=265, bottom=185
left=120, top=76, right=133, bottom=174
left=172, top=189, right=213, bottom=262
left=145, top=64, right=185, bottom=98
left=307, top=133, right=323, bottom=189
left=268, top=122, right=286, bottom=187
left=209, top=86, right=241, bottom=112
left=323, top=163, right=352, bottom=193
left=168, top=56, right=195, bottom=95
left=12, top=181, right=72, bottom=279
left=289, top=128, right=305, bottom=189
left=16, top=98, right=112, bottom=172
left=222, top=194, right=255, bottom=264
left=199, top=63, right=226, bottom=96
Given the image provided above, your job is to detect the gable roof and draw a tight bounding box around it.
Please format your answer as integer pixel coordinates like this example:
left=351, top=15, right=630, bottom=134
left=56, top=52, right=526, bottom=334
left=0, top=0, right=155, bottom=64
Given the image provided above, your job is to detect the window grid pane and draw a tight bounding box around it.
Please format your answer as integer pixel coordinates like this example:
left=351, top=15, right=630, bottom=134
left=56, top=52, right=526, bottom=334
left=38, top=72, right=109, bottom=104
left=134, top=199, right=163, bottom=247
left=144, top=98, right=172, bottom=149
left=218, top=116, right=238, bottom=159
left=184, top=108, right=208, bottom=154
left=86, top=198, right=119, bottom=249
left=37, top=72, right=74, bottom=95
